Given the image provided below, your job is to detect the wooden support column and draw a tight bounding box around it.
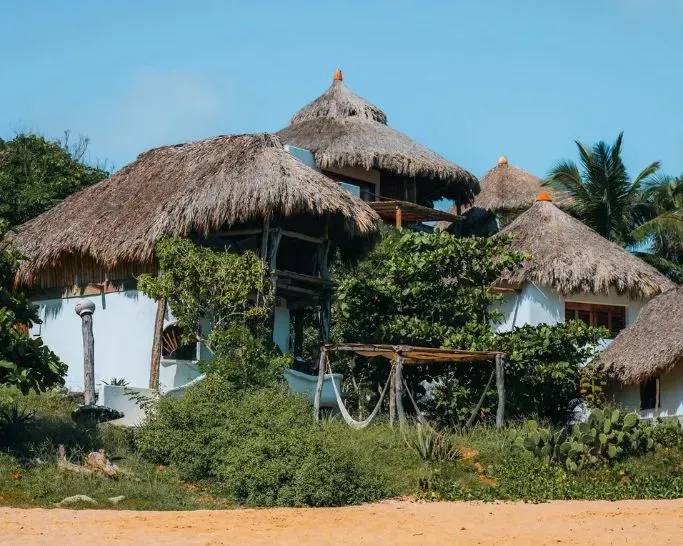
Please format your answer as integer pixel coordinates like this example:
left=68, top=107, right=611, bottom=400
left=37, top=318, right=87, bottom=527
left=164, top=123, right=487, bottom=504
left=395, top=205, right=403, bottom=229
left=260, top=217, right=270, bottom=261
left=388, top=367, right=396, bottom=428
left=495, top=354, right=505, bottom=428
left=148, top=297, right=167, bottom=389
left=655, top=376, right=661, bottom=418
left=395, top=353, right=406, bottom=428
left=75, top=300, right=96, bottom=405
left=314, top=349, right=327, bottom=422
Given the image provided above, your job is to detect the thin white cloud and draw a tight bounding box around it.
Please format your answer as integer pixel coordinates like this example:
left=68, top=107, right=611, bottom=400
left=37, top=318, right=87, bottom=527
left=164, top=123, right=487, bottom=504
left=99, top=70, right=226, bottom=165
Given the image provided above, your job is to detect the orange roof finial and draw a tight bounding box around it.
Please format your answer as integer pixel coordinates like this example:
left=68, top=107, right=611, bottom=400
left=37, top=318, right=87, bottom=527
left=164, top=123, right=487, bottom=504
left=536, top=191, right=552, bottom=202
left=333, top=68, right=343, bottom=81
left=498, top=155, right=508, bottom=166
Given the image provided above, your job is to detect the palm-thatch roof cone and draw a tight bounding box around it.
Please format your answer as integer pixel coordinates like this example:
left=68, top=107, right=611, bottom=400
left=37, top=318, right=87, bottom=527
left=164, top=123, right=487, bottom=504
left=598, top=286, right=683, bottom=384
left=277, top=69, right=479, bottom=207
left=9, top=133, right=380, bottom=289
left=436, top=156, right=571, bottom=231
left=494, top=192, right=675, bottom=299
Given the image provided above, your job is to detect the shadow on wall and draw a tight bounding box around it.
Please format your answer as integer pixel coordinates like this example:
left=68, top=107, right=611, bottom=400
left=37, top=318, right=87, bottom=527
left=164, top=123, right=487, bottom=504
left=38, top=289, right=142, bottom=324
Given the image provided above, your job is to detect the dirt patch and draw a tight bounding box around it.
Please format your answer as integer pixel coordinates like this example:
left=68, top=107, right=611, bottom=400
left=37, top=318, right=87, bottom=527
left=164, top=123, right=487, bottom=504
left=1, top=499, right=682, bottom=545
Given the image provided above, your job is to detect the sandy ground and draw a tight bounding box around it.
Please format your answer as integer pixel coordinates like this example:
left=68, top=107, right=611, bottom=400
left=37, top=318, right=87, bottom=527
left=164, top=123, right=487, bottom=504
left=1, top=499, right=682, bottom=545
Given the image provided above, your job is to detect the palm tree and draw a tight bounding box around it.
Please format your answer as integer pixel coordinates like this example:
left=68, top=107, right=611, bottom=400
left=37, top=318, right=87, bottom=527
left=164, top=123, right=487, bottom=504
left=632, top=175, right=683, bottom=283
left=546, top=132, right=660, bottom=245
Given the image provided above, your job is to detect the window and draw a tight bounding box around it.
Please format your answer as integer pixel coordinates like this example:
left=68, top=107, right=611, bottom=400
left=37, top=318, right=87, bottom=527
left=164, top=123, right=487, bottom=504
left=564, top=302, right=627, bottom=338
left=640, top=377, right=660, bottom=410
left=324, top=171, right=377, bottom=202
left=162, top=324, right=199, bottom=361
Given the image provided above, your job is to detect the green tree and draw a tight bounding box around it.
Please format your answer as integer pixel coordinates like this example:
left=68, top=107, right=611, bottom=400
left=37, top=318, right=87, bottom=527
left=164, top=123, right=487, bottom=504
left=547, top=132, right=660, bottom=244
left=0, top=132, right=109, bottom=226
left=138, top=237, right=287, bottom=390
left=632, top=175, right=683, bottom=282
left=0, top=220, right=66, bottom=392
left=333, top=230, right=605, bottom=425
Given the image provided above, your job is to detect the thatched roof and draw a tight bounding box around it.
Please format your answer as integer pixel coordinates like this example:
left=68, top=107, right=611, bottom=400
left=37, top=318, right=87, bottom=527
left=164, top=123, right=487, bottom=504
left=599, top=286, right=683, bottom=384
left=495, top=194, right=675, bottom=299
left=276, top=70, right=478, bottom=206
left=436, top=157, right=571, bottom=231
left=9, top=133, right=380, bottom=288
left=470, top=157, right=571, bottom=212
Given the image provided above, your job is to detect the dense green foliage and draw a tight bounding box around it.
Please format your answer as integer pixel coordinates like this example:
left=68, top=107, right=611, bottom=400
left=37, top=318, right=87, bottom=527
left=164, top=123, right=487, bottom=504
left=139, top=237, right=287, bottom=389
left=0, top=133, right=108, bottom=227
left=138, top=236, right=272, bottom=348
left=134, top=377, right=417, bottom=507
left=333, top=230, right=605, bottom=426
left=0, top=221, right=66, bottom=392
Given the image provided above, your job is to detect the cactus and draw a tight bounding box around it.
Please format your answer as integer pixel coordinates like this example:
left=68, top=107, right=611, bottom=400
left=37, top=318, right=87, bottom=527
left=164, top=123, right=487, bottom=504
left=514, top=408, right=660, bottom=473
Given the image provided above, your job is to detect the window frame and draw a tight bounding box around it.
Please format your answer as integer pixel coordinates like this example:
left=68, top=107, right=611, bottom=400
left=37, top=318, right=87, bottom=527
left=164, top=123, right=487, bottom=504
left=564, top=302, right=627, bottom=338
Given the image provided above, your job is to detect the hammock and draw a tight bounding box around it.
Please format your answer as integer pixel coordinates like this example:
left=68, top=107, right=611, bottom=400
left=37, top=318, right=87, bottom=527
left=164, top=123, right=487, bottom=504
left=326, top=358, right=394, bottom=429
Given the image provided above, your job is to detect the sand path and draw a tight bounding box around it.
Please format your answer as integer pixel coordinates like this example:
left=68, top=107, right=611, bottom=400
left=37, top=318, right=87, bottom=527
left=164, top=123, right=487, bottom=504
left=1, top=499, right=682, bottom=545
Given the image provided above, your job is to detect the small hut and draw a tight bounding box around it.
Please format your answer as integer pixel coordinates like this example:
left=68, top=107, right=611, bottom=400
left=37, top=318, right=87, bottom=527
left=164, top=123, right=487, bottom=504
left=492, top=192, right=675, bottom=338
left=599, top=286, right=683, bottom=421
left=438, top=156, right=570, bottom=232
left=277, top=69, right=477, bottom=227
left=10, top=133, right=379, bottom=392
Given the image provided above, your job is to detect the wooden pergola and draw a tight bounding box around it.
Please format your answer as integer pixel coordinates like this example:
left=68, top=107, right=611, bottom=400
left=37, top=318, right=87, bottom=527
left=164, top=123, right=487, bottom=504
left=314, top=343, right=506, bottom=428
left=368, top=200, right=462, bottom=228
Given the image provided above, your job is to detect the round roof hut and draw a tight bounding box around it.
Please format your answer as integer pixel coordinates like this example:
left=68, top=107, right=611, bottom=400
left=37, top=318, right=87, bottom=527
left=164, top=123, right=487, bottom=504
left=436, top=157, right=571, bottom=232
left=469, top=156, right=570, bottom=212
left=276, top=69, right=479, bottom=207
left=495, top=193, right=675, bottom=299
left=598, top=286, right=683, bottom=384
left=9, top=133, right=380, bottom=290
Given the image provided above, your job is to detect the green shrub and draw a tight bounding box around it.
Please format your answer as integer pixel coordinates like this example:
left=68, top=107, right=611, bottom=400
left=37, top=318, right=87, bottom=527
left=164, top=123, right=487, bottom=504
left=134, top=377, right=410, bottom=507
left=651, top=419, right=683, bottom=448
left=0, top=386, right=98, bottom=459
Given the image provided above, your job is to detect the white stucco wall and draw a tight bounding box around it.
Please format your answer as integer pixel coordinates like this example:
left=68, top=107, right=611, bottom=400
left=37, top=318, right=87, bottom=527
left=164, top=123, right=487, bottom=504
left=32, top=289, right=295, bottom=392
left=31, top=290, right=158, bottom=391
left=493, top=283, right=645, bottom=334
left=610, top=365, right=683, bottom=421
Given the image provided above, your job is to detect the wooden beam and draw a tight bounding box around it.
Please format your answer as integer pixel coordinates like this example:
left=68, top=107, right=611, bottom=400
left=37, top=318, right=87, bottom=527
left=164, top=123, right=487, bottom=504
left=495, top=354, right=505, bottom=428
left=655, top=376, right=660, bottom=418
left=275, top=270, right=334, bottom=286
left=395, top=205, right=403, bottom=228
left=279, top=229, right=325, bottom=245
left=211, top=228, right=264, bottom=238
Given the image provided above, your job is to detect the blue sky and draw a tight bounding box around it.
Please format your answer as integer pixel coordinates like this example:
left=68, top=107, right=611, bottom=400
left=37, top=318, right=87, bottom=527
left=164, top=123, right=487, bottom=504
left=2, top=0, right=682, bottom=183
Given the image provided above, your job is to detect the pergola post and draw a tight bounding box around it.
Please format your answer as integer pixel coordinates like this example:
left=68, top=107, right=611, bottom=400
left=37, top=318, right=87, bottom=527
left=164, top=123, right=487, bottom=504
left=495, top=353, right=505, bottom=428
left=75, top=300, right=96, bottom=405
left=395, top=353, right=406, bottom=428
left=389, top=369, right=396, bottom=427
left=314, top=348, right=327, bottom=421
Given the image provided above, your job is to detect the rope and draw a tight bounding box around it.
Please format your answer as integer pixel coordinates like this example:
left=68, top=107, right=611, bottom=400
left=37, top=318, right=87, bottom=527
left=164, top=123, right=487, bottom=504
left=401, top=377, right=430, bottom=426
left=464, top=368, right=496, bottom=429
left=327, top=359, right=393, bottom=429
